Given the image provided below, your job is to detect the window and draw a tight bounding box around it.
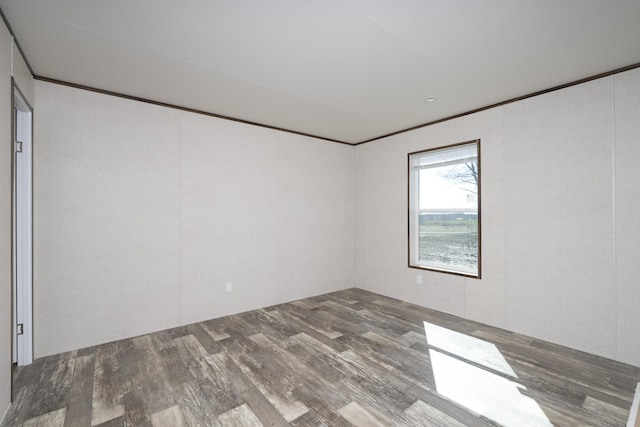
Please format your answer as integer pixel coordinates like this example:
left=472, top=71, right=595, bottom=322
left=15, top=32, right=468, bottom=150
left=408, top=140, right=481, bottom=278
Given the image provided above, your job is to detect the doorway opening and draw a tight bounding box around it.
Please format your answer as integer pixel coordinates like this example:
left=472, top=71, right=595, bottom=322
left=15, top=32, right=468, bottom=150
left=12, top=83, right=33, bottom=369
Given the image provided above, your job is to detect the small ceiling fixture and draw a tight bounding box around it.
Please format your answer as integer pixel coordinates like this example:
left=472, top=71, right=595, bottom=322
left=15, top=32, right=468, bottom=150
left=424, top=96, right=437, bottom=102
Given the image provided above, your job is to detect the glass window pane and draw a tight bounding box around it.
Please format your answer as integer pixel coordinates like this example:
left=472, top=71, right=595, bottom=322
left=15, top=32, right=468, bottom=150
left=409, top=141, right=480, bottom=278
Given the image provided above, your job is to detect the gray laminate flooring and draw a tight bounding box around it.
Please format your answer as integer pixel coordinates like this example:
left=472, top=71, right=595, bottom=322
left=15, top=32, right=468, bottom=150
left=3, top=288, right=639, bottom=426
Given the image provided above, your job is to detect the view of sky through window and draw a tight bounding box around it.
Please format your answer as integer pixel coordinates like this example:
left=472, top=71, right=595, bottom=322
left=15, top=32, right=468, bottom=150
left=419, top=167, right=477, bottom=211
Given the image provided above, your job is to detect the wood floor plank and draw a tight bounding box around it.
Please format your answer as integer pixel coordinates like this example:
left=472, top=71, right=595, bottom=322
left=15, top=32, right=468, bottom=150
left=286, top=343, right=346, bottom=384
left=218, top=312, right=261, bottom=338
left=70, top=354, right=96, bottom=398
left=24, top=408, right=67, bottom=427
left=122, top=388, right=152, bottom=427
left=187, top=322, right=222, bottom=354
left=5, top=288, right=640, bottom=427
left=116, top=339, right=142, bottom=395
left=336, top=348, right=417, bottom=395
left=288, top=410, right=328, bottom=427
left=404, top=399, right=467, bottom=427
left=581, top=395, right=631, bottom=425
left=93, top=415, right=125, bottom=427
left=158, top=346, right=191, bottom=388
left=337, top=401, right=387, bottom=427
left=217, top=403, right=264, bottom=427
left=337, top=375, right=417, bottom=424
left=2, top=383, right=38, bottom=425
left=173, top=334, right=211, bottom=383
left=337, top=333, right=434, bottom=391
left=149, top=405, right=188, bottom=427
left=199, top=354, right=244, bottom=414
left=240, top=386, right=290, bottom=427
left=250, top=333, right=350, bottom=410
left=275, top=310, right=348, bottom=352
left=288, top=331, right=343, bottom=358
left=200, top=318, right=232, bottom=341
left=229, top=349, right=309, bottom=421
left=171, top=381, right=220, bottom=427
left=207, top=351, right=255, bottom=395
left=63, top=392, right=92, bottom=427
left=149, top=330, right=176, bottom=352
left=237, top=309, right=297, bottom=343
left=132, top=335, right=175, bottom=415
left=286, top=302, right=345, bottom=339
left=226, top=335, right=304, bottom=398
left=12, top=356, right=48, bottom=391
left=291, top=385, right=352, bottom=427
left=173, top=334, right=245, bottom=415
left=91, top=344, right=124, bottom=426
left=28, top=351, right=77, bottom=419
left=406, top=383, right=497, bottom=427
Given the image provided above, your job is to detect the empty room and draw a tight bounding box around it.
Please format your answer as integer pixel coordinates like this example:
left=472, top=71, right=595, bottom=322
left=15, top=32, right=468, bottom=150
left=1, top=1, right=640, bottom=426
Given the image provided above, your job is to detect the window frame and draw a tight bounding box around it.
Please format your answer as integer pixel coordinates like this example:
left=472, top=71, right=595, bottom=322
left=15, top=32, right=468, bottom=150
left=408, top=139, right=482, bottom=279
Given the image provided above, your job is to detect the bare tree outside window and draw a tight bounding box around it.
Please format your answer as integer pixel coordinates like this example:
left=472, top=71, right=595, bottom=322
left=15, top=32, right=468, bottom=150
left=439, top=161, right=478, bottom=194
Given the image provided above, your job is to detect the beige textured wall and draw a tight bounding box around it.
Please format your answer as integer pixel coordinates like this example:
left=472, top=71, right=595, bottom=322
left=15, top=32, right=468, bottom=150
left=33, top=81, right=355, bottom=357
left=12, top=41, right=33, bottom=106
left=614, top=69, right=640, bottom=364
left=355, top=68, right=640, bottom=367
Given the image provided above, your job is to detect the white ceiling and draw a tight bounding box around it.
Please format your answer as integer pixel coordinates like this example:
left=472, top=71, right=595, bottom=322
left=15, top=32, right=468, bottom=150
left=2, top=1, right=640, bottom=144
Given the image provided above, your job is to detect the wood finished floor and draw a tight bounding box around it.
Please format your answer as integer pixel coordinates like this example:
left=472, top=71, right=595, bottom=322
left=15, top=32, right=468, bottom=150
left=3, top=288, right=639, bottom=426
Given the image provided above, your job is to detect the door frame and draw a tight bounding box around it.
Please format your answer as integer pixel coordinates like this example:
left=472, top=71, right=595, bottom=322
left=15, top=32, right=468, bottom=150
left=11, top=79, right=33, bottom=375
